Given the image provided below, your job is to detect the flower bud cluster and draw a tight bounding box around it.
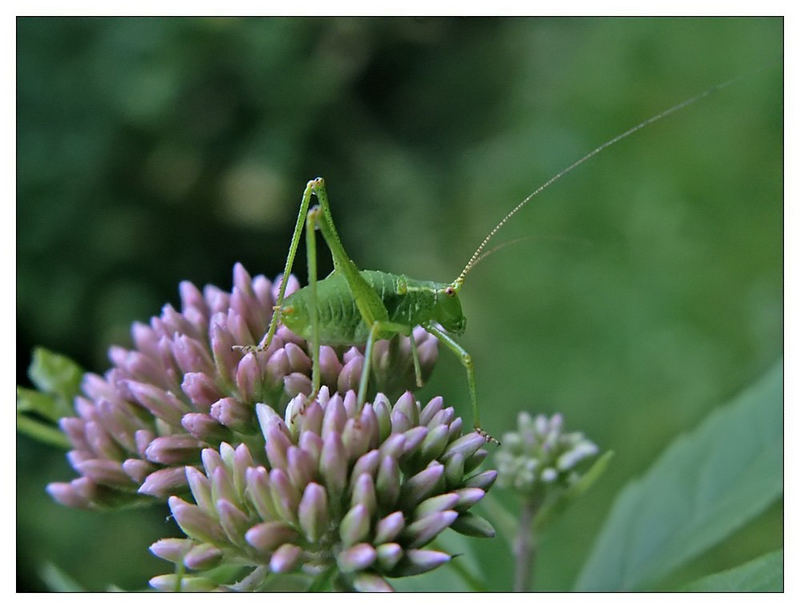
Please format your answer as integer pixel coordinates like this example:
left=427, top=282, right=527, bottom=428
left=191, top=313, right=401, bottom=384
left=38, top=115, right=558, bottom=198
left=47, top=264, right=438, bottom=510
left=495, top=412, right=598, bottom=495
left=149, top=387, right=497, bottom=592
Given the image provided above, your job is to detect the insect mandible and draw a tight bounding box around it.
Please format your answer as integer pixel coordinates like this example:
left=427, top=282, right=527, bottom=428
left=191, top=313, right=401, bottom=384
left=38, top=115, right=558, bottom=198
left=234, top=72, right=752, bottom=440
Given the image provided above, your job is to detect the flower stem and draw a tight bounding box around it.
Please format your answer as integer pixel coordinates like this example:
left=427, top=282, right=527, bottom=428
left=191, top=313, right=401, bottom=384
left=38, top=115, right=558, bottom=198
left=514, top=495, right=539, bottom=592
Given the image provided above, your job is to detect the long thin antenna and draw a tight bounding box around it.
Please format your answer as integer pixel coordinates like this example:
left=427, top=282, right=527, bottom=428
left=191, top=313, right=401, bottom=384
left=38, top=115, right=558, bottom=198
left=451, top=71, right=752, bottom=290
left=469, top=234, right=593, bottom=271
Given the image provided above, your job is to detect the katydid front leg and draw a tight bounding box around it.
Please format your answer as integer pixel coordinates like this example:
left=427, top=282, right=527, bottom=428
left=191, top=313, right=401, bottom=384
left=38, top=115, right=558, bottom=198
left=423, top=323, right=498, bottom=444
left=360, top=319, right=416, bottom=406
left=260, top=178, right=318, bottom=351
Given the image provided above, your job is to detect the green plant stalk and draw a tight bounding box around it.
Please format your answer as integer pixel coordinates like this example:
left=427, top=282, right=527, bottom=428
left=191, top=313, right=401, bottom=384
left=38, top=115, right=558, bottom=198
left=514, top=492, right=542, bottom=592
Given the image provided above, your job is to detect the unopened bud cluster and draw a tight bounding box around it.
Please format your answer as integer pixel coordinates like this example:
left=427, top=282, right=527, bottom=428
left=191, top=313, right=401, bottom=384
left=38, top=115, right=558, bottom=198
left=495, top=412, right=598, bottom=495
left=149, top=387, right=497, bottom=592
left=47, top=264, right=438, bottom=510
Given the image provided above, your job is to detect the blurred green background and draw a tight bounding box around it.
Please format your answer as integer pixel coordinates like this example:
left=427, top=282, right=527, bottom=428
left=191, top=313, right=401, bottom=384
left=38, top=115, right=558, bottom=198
left=17, top=17, right=782, bottom=591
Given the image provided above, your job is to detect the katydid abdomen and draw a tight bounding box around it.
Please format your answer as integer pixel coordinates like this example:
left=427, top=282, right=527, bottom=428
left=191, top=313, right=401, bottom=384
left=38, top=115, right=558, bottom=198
left=280, top=269, right=462, bottom=345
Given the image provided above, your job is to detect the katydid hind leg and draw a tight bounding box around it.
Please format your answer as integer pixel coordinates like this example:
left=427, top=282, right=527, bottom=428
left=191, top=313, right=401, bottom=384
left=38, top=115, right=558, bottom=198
left=305, top=206, right=322, bottom=401
left=309, top=178, right=389, bottom=328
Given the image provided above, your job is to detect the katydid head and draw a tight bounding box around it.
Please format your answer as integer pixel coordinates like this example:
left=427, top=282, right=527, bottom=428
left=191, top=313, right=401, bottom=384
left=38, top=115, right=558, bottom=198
left=434, top=284, right=466, bottom=335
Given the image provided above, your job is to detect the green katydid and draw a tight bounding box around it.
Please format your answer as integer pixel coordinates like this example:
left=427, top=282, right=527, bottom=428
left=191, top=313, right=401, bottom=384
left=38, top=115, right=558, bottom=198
left=234, top=73, right=749, bottom=439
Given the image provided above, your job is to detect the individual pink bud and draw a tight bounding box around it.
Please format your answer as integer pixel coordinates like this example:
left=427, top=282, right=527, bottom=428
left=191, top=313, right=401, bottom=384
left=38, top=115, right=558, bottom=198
left=172, top=335, right=215, bottom=376
left=245, top=521, right=298, bottom=553
left=321, top=394, right=347, bottom=437
left=73, top=458, right=134, bottom=488
left=265, top=348, right=290, bottom=386
left=398, top=549, right=451, bottom=576
left=453, top=487, right=486, bottom=511
left=269, top=469, right=300, bottom=525
left=337, top=356, right=363, bottom=394
left=337, top=543, right=377, bottom=573
left=286, top=446, right=315, bottom=491
left=394, top=392, right=418, bottom=427
left=181, top=413, right=228, bottom=442
left=414, top=493, right=460, bottom=519
left=465, top=469, right=498, bottom=491
left=350, top=473, right=377, bottom=514
left=297, top=482, right=328, bottom=543
left=441, top=431, right=485, bottom=463
left=122, top=458, right=155, bottom=484
left=353, top=572, right=394, bottom=592
left=179, top=280, right=206, bottom=315
left=183, top=543, right=223, bottom=570
left=59, top=417, right=89, bottom=453
left=374, top=511, right=405, bottom=545
left=216, top=499, right=251, bottom=543
left=269, top=543, right=302, bottom=574
left=283, top=372, right=312, bottom=398
left=131, top=321, right=160, bottom=358
left=419, top=396, right=444, bottom=426
left=403, top=510, right=458, bottom=548
left=350, top=449, right=380, bottom=487
left=125, top=380, right=188, bottom=427
left=339, top=504, right=370, bottom=547
left=46, top=481, right=91, bottom=509
left=209, top=397, right=252, bottom=431
left=251, top=274, right=274, bottom=311
left=161, top=304, right=199, bottom=339
left=134, top=429, right=156, bottom=458
left=401, top=462, right=445, bottom=507
left=203, top=284, right=230, bottom=315
left=428, top=406, right=455, bottom=428
left=318, top=345, right=342, bottom=388
left=283, top=342, right=311, bottom=373
left=401, top=427, right=429, bottom=460
left=139, top=467, right=188, bottom=498
left=181, top=372, right=223, bottom=409
left=342, top=418, right=370, bottom=462
left=320, top=432, right=347, bottom=501
left=210, top=466, right=237, bottom=506
left=145, top=435, right=204, bottom=465
left=264, top=422, right=291, bottom=472
left=298, top=431, right=323, bottom=465
left=149, top=538, right=193, bottom=564
left=168, top=496, right=226, bottom=544
left=375, top=543, right=403, bottom=572
left=209, top=314, right=238, bottom=383
left=234, top=353, right=262, bottom=403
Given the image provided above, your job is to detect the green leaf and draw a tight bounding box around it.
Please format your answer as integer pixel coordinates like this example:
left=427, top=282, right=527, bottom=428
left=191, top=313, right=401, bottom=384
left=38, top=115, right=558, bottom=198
left=16, top=386, right=61, bottom=421
left=681, top=549, right=783, bottom=592
left=575, top=361, right=783, bottom=591
left=16, top=413, right=71, bottom=449
left=39, top=563, right=84, bottom=592
left=27, top=347, right=83, bottom=415
left=534, top=450, right=614, bottom=530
